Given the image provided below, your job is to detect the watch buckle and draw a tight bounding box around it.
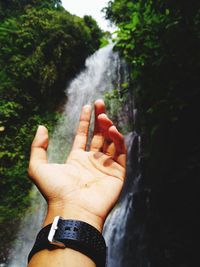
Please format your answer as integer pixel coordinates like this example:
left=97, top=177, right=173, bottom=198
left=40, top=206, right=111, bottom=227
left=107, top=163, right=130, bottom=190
left=48, top=216, right=65, bottom=248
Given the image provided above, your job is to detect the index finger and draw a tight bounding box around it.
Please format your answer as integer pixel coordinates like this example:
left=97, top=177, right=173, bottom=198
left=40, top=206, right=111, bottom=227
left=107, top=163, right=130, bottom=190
left=72, top=104, right=92, bottom=150
left=90, top=99, right=106, bottom=152
left=93, top=99, right=106, bottom=135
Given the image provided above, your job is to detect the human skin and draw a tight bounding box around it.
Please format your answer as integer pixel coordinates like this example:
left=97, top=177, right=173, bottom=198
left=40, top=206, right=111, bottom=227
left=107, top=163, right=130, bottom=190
left=28, top=99, right=127, bottom=267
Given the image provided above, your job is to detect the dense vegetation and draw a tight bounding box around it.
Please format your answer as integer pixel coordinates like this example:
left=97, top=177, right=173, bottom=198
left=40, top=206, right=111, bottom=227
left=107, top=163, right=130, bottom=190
left=1, top=0, right=199, bottom=265
left=0, top=0, right=103, bottom=262
left=105, top=0, right=200, bottom=266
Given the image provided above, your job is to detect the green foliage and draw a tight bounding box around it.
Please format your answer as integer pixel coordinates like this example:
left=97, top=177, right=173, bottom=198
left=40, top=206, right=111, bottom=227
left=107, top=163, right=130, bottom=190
left=106, top=0, right=200, bottom=148
left=104, top=88, right=132, bottom=133
left=0, top=0, right=62, bottom=19
left=100, top=37, right=110, bottom=48
left=0, top=113, right=54, bottom=222
left=0, top=3, right=102, bottom=262
left=99, top=30, right=113, bottom=48
left=0, top=8, right=102, bottom=110
left=83, top=15, right=103, bottom=52
left=104, top=90, right=124, bottom=124
left=105, top=1, right=200, bottom=265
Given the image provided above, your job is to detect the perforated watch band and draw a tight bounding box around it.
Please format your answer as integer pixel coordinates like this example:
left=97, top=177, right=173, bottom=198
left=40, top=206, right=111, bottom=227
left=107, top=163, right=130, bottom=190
left=28, top=217, right=107, bottom=267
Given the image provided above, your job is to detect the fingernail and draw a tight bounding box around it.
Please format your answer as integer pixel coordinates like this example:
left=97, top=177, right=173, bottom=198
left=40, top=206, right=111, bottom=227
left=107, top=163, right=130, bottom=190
left=36, top=125, right=40, bottom=131
left=110, top=125, right=118, bottom=131
left=36, top=125, right=46, bottom=134
left=84, top=104, right=91, bottom=109
left=98, top=113, right=107, bottom=119
left=37, top=125, right=43, bottom=131
left=95, top=99, right=104, bottom=104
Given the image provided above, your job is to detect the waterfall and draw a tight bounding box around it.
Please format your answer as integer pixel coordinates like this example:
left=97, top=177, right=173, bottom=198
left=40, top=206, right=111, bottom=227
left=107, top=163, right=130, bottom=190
left=6, top=189, right=45, bottom=267
left=47, top=44, right=121, bottom=163
left=6, top=44, right=131, bottom=267
left=103, top=129, right=142, bottom=267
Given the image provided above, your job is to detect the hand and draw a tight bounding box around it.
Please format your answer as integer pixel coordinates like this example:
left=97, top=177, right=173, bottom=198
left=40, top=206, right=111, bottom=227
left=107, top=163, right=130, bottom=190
left=28, top=100, right=127, bottom=232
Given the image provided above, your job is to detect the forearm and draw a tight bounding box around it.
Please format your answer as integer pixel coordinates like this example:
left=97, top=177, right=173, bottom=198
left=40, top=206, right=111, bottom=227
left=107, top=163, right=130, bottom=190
left=28, top=247, right=95, bottom=267
left=28, top=203, right=104, bottom=267
left=27, top=100, right=126, bottom=267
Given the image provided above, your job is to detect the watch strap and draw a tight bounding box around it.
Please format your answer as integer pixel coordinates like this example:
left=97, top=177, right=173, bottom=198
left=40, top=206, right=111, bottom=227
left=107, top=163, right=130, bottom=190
left=28, top=218, right=106, bottom=267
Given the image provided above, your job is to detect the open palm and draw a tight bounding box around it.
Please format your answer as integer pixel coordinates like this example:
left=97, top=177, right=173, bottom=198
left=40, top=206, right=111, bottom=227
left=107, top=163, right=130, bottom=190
left=28, top=100, right=126, bottom=231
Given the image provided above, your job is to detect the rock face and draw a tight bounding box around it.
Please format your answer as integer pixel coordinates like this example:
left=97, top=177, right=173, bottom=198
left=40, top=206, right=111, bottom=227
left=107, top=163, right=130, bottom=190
left=140, top=102, right=199, bottom=267
left=104, top=93, right=199, bottom=267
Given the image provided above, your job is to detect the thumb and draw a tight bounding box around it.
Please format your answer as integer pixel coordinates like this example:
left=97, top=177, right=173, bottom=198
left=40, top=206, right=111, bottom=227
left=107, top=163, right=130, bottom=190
left=29, top=125, right=48, bottom=175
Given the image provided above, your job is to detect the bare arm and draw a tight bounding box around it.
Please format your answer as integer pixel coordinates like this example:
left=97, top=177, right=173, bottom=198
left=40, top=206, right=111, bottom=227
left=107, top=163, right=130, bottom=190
left=28, top=100, right=126, bottom=267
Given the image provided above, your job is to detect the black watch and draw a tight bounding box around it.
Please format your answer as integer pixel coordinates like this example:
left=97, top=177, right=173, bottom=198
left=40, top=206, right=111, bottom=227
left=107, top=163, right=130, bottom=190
left=28, top=216, right=107, bottom=267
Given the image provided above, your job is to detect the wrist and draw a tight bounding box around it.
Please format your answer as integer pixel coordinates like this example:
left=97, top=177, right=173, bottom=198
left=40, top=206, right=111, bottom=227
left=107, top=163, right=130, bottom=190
left=29, top=214, right=107, bottom=267
left=44, top=202, right=104, bottom=233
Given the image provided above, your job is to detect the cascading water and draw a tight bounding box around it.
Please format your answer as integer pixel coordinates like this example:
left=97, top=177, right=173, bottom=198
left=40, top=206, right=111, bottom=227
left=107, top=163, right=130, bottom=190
left=103, top=131, right=142, bottom=267
left=47, top=44, right=121, bottom=163
left=6, top=190, right=45, bottom=267
left=6, top=44, right=135, bottom=267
